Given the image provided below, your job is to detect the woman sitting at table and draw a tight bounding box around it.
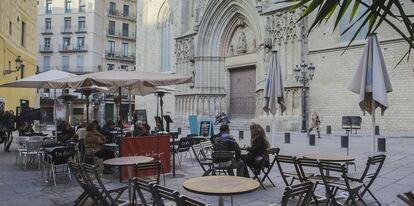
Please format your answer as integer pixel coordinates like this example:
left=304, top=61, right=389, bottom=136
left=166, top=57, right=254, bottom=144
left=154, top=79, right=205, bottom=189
left=85, top=123, right=115, bottom=174
left=60, top=122, right=75, bottom=143
left=242, top=123, right=270, bottom=178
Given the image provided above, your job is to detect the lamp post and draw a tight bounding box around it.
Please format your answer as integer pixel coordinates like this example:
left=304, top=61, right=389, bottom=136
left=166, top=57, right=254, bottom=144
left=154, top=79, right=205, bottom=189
left=294, top=61, right=315, bottom=133
left=3, top=56, right=23, bottom=75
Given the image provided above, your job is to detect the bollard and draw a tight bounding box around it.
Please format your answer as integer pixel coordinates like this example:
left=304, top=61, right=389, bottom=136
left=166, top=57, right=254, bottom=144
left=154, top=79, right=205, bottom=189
left=375, top=126, right=380, bottom=136
left=378, top=138, right=386, bottom=152
left=239, top=131, right=244, bottom=140
left=309, top=134, right=316, bottom=146
left=177, top=128, right=181, bottom=134
left=284, top=132, right=290, bottom=144
left=327, top=125, right=332, bottom=135
left=341, top=136, right=349, bottom=148
left=266, top=125, right=271, bottom=133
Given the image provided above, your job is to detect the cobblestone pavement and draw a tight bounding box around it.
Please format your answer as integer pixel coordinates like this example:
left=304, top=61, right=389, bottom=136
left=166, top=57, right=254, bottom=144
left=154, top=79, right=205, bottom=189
left=0, top=131, right=413, bottom=206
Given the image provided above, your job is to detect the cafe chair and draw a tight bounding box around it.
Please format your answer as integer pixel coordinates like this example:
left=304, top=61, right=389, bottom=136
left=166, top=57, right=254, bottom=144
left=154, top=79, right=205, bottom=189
left=348, top=154, right=386, bottom=206
left=173, top=137, right=194, bottom=167
left=21, top=140, right=44, bottom=170
left=151, top=184, right=181, bottom=206
left=135, top=161, right=165, bottom=186
left=68, top=161, right=99, bottom=206
left=82, top=163, right=129, bottom=206
left=191, top=143, right=214, bottom=176
left=247, top=155, right=268, bottom=189
left=211, top=150, right=235, bottom=175
left=260, top=148, right=280, bottom=187
left=200, top=140, right=213, bottom=158
left=131, top=177, right=156, bottom=206
left=181, top=195, right=210, bottom=206
left=275, top=155, right=302, bottom=186
left=397, top=191, right=414, bottom=206
left=271, top=181, right=315, bottom=206
left=318, top=162, right=367, bottom=206
left=47, top=146, right=75, bottom=186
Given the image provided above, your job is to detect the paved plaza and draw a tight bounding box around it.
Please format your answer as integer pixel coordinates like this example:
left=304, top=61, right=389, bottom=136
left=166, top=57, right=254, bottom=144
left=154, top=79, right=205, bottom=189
left=0, top=131, right=413, bottom=206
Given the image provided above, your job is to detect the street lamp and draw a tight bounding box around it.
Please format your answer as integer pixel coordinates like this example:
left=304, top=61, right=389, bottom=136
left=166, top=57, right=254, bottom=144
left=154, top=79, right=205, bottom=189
left=294, top=61, right=316, bottom=133
left=3, top=56, right=23, bottom=75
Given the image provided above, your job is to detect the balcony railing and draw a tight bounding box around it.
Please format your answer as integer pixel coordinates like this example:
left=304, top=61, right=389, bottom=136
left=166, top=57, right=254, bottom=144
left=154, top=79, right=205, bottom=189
left=105, top=51, right=136, bottom=62
left=75, top=25, right=87, bottom=33
left=59, top=44, right=88, bottom=52
left=108, top=9, right=136, bottom=21
left=41, top=27, right=53, bottom=34
left=106, top=30, right=136, bottom=40
left=39, top=44, right=53, bottom=53
left=61, top=26, right=73, bottom=34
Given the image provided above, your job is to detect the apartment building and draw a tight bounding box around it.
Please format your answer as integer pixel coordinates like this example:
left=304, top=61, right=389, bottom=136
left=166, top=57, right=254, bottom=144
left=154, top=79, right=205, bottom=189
left=37, top=0, right=137, bottom=124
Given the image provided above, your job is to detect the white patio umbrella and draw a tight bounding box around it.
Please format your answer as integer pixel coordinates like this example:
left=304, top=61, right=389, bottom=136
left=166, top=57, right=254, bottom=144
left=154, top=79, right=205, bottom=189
left=263, top=50, right=286, bottom=144
left=0, top=70, right=77, bottom=137
left=49, top=70, right=192, bottom=128
left=348, top=34, right=393, bottom=155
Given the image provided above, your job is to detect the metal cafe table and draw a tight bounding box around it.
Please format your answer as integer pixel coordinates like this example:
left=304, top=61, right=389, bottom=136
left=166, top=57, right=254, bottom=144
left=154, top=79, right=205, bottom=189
left=183, top=176, right=260, bottom=206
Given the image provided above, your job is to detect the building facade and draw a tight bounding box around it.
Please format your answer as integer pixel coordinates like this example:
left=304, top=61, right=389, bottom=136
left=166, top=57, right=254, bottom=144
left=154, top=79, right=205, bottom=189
left=37, top=0, right=137, bottom=125
left=136, top=0, right=414, bottom=132
left=0, top=0, right=38, bottom=112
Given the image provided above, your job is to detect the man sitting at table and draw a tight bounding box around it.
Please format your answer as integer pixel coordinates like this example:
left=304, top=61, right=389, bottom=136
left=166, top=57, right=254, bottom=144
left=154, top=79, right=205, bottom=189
left=85, top=123, right=115, bottom=174
left=102, top=120, right=116, bottom=142
left=213, top=124, right=245, bottom=177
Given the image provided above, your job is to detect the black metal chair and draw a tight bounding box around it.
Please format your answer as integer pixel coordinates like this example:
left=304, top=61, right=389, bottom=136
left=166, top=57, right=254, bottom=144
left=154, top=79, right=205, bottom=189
left=131, top=177, right=155, bottom=206
left=275, top=155, right=302, bottom=186
left=260, top=148, right=280, bottom=187
left=151, top=184, right=181, bottom=206
left=181, top=195, right=209, bottom=206
left=68, top=161, right=99, bottom=206
left=211, top=150, right=235, bottom=175
left=397, top=191, right=414, bottom=206
left=348, top=154, right=386, bottom=205
left=191, top=143, right=214, bottom=176
left=47, top=146, right=75, bottom=186
left=81, top=163, right=128, bottom=206
left=279, top=181, right=315, bottom=206
left=136, top=161, right=165, bottom=186
left=173, top=137, right=194, bottom=167
left=318, top=162, right=367, bottom=206
left=246, top=155, right=268, bottom=189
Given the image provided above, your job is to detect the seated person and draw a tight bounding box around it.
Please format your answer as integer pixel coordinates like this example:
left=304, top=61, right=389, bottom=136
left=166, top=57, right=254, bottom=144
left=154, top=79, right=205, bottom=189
left=75, top=121, right=87, bottom=141
left=242, top=123, right=270, bottom=178
left=134, top=121, right=150, bottom=136
left=60, top=122, right=75, bottom=143
left=85, top=123, right=115, bottom=174
left=102, top=120, right=116, bottom=142
left=213, top=124, right=245, bottom=177
left=20, top=122, right=35, bottom=136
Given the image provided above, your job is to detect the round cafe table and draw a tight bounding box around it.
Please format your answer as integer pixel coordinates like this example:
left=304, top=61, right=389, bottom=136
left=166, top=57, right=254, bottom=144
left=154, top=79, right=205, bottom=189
left=104, top=156, right=154, bottom=201
left=303, top=154, right=355, bottom=162
left=183, top=176, right=260, bottom=206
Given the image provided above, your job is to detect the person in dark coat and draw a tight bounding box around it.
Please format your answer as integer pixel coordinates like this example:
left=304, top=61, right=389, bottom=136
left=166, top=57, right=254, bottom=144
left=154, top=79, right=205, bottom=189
left=213, top=124, right=245, bottom=176
left=60, top=122, right=75, bottom=143
left=242, top=123, right=270, bottom=177
left=4, top=111, right=16, bottom=152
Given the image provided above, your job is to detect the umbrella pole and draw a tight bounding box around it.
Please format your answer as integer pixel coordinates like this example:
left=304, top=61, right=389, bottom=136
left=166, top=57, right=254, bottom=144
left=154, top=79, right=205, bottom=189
left=54, top=89, right=58, bottom=138
left=118, top=87, right=123, bottom=138
left=128, top=89, right=132, bottom=124
left=372, top=99, right=376, bottom=155
left=86, top=94, right=90, bottom=124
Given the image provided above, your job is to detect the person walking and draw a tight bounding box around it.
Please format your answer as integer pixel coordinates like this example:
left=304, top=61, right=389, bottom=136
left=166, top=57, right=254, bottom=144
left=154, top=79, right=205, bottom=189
left=4, top=110, right=16, bottom=152
left=307, top=111, right=321, bottom=138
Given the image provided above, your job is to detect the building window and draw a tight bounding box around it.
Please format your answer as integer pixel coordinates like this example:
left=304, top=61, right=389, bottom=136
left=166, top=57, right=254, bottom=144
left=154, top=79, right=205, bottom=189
left=64, top=17, right=71, bottom=32
left=21, top=21, right=25, bottom=47
left=122, top=23, right=129, bottom=37
left=45, top=18, right=52, bottom=30
left=44, top=38, right=51, bottom=50
left=122, top=43, right=128, bottom=56
left=77, top=37, right=85, bottom=50
left=108, top=41, right=115, bottom=55
left=9, top=22, right=12, bottom=35
left=123, top=5, right=129, bottom=16
left=121, top=65, right=128, bottom=71
left=46, top=0, right=52, bottom=14
left=43, top=56, right=51, bottom=71
left=62, top=56, right=70, bottom=72
left=108, top=21, right=115, bottom=35
left=63, top=37, right=71, bottom=50
left=107, top=64, right=115, bottom=71
left=76, top=55, right=84, bottom=72
left=79, top=0, right=86, bottom=12
left=109, top=2, right=116, bottom=15
left=78, top=16, right=86, bottom=32
left=339, top=0, right=368, bottom=43
left=65, top=0, right=72, bottom=13
left=159, top=5, right=172, bottom=72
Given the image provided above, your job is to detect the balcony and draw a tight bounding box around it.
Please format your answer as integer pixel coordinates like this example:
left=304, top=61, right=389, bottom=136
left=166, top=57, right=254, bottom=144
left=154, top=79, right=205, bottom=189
left=39, top=44, right=53, bottom=53
left=108, top=9, right=136, bottom=21
left=105, top=51, right=135, bottom=62
left=40, top=27, right=53, bottom=35
left=106, top=30, right=136, bottom=41
left=75, top=25, right=87, bottom=33
left=59, top=44, right=88, bottom=53
left=61, top=26, right=73, bottom=34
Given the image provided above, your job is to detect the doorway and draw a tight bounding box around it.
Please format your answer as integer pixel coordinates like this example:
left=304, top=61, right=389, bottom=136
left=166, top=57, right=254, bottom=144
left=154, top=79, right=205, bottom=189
left=229, top=66, right=256, bottom=118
